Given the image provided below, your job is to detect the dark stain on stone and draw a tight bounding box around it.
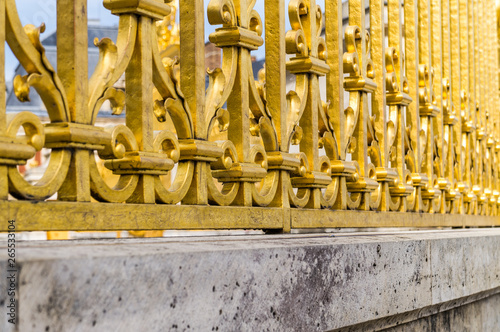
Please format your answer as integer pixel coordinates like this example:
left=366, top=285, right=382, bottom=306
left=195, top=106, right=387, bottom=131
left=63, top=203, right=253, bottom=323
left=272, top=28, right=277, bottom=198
left=92, top=320, right=96, bottom=327
left=236, top=281, right=240, bottom=287
left=213, top=285, right=216, bottom=292
left=274, top=246, right=341, bottom=330
left=118, top=296, right=122, bottom=302
left=45, top=326, right=50, bottom=331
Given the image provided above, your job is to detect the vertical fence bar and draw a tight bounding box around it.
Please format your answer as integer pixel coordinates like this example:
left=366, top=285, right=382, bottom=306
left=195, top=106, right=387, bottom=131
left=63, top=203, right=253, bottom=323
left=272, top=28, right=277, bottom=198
left=126, top=16, right=156, bottom=203
left=405, top=0, right=423, bottom=212
left=0, top=0, right=7, bottom=200
left=326, top=0, right=347, bottom=210
left=472, top=0, right=479, bottom=214
left=487, top=1, right=496, bottom=215
left=431, top=0, right=447, bottom=213
left=418, top=0, right=441, bottom=213
left=347, top=0, right=376, bottom=210
left=387, top=0, right=413, bottom=212
left=56, top=0, right=91, bottom=202
left=299, top=0, right=322, bottom=209
left=265, top=0, right=291, bottom=230
left=450, top=0, right=463, bottom=214
left=225, top=0, right=256, bottom=207
left=265, top=0, right=286, bottom=153
left=494, top=1, right=500, bottom=216
left=441, top=0, right=455, bottom=213
left=466, top=0, right=475, bottom=208
left=478, top=0, right=486, bottom=214
left=459, top=0, right=472, bottom=215
left=370, top=0, right=389, bottom=211
left=469, top=0, right=478, bottom=214
left=472, top=0, right=482, bottom=213
left=180, top=0, right=208, bottom=205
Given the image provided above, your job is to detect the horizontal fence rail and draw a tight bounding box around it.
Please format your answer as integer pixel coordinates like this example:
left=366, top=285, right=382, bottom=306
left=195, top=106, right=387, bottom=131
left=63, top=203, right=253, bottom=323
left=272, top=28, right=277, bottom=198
left=1, top=0, right=500, bottom=232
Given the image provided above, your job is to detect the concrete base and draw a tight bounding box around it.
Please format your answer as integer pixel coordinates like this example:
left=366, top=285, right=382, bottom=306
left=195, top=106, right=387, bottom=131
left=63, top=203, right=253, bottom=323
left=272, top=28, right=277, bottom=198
left=384, top=292, right=500, bottom=332
left=1, top=229, right=500, bottom=331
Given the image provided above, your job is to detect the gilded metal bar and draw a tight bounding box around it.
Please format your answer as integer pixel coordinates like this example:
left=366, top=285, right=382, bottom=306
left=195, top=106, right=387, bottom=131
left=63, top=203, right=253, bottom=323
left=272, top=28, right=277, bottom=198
left=387, top=0, right=414, bottom=212
left=486, top=1, right=497, bottom=215
left=430, top=0, right=447, bottom=213
left=458, top=0, right=474, bottom=213
left=265, top=0, right=286, bottom=153
left=180, top=0, right=206, bottom=139
left=441, top=0, right=456, bottom=213
left=405, top=0, right=423, bottom=212
left=56, top=0, right=91, bottom=202
left=298, top=0, right=322, bottom=209
left=180, top=0, right=208, bottom=205
left=480, top=0, right=487, bottom=216
left=472, top=0, right=482, bottom=213
left=0, top=201, right=498, bottom=232
left=125, top=17, right=156, bottom=203
left=345, top=0, right=379, bottom=210
left=449, top=0, right=464, bottom=214
left=417, top=0, right=442, bottom=213
left=369, top=0, right=390, bottom=211
left=265, top=0, right=291, bottom=230
left=439, top=0, right=456, bottom=212
left=326, top=0, right=347, bottom=210
left=0, top=1, right=7, bottom=200
left=471, top=0, right=478, bottom=214
left=494, top=1, right=500, bottom=212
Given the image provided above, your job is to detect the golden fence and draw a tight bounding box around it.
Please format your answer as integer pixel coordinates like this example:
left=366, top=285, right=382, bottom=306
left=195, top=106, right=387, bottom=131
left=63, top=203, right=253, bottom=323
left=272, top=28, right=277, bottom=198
left=1, top=0, right=500, bottom=233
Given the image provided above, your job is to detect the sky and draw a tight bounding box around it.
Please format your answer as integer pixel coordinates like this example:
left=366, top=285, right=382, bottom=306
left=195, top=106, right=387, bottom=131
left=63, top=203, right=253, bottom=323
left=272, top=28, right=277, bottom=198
left=4, top=0, right=325, bottom=81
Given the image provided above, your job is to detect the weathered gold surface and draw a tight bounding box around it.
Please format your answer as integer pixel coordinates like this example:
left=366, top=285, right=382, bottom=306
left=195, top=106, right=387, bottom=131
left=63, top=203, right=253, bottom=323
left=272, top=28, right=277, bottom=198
left=0, top=0, right=499, bottom=232
left=0, top=201, right=497, bottom=231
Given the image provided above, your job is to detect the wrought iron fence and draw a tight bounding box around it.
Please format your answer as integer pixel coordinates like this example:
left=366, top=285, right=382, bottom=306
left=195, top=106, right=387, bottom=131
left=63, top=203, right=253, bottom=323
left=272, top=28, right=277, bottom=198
left=0, top=0, right=499, bottom=233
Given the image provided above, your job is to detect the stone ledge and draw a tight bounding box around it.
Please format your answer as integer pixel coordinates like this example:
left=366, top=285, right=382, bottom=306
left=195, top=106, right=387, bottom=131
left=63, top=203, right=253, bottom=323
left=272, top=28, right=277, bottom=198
left=1, top=229, right=500, bottom=331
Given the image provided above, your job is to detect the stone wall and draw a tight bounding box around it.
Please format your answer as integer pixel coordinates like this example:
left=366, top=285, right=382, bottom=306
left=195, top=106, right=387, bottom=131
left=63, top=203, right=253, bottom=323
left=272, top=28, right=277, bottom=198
left=1, top=229, right=499, bottom=331
left=384, top=293, right=500, bottom=332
